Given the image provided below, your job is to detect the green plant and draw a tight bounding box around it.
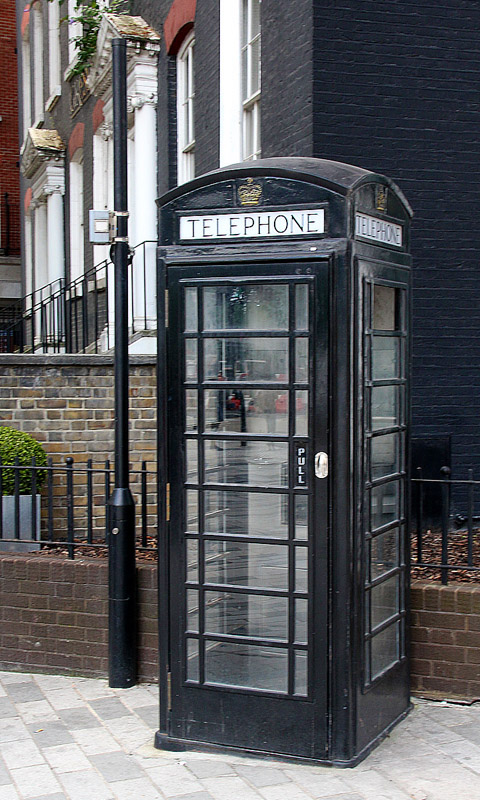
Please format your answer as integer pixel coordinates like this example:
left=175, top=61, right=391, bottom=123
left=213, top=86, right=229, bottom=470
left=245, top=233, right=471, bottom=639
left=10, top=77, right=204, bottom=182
left=0, top=427, right=48, bottom=495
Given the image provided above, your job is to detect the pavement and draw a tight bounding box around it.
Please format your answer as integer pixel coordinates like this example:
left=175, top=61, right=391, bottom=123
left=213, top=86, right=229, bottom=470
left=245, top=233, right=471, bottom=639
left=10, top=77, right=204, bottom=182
left=1, top=672, right=480, bottom=800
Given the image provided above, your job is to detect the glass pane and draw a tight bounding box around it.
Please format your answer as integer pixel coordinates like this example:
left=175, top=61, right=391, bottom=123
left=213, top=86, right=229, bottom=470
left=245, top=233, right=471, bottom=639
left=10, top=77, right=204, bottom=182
left=371, top=385, right=399, bottom=430
left=204, top=490, right=288, bottom=538
left=295, top=391, right=308, bottom=436
left=204, top=541, right=288, bottom=590
left=186, top=439, right=198, bottom=483
left=251, top=37, right=260, bottom=95
left=251, top=0, right=261, bottom=39
left=294, top=650, right=308, bottom=696
left=186, top=490, right=199, bottom=532
left=295, top=495, right=308, bottom=540
left=295, top=285, right=308, bottom=330
left=373, top=285, right=397, bottom=331
left=186, top=538, right=199, bottom=583
left=204, top=388, right=288, bottom=435
left=371, top=622, right=400, bottom=679
left=205, top=592, right=288, bottom=640
left=187, top=589, right=199, bottom=632
left=295, top=546, right=308, bottom=593
left=370, top=528, right=399, bottom=580
left=185, top=390, right=198, bottom=432
left=295, top=598, right=308, bottom=643
left=203, top=285, right=288, bottom=331
left=295, top=338, right=308, bottom=383
left=184, top=288, right=197, bottom=331
left=372, top=336, right=400, bottom=380
left=204, top=338, right=288, bottom=382
left=370, top=575, right=399, bottom=630
left=205, top=642, right=288, bottom=692
left=371, top=481, right=401, bottom=531
left=186, top=638, right=199, bottom=681
left=371, top=433, right=401, bottom=480
left=185, top=338, right=198, bottom=382
left=204, top=440, right=288, bottom=487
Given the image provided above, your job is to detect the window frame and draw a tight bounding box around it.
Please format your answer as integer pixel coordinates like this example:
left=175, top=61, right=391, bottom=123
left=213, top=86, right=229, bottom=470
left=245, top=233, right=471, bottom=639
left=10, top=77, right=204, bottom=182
left=177, top=31, right=196, bottom=185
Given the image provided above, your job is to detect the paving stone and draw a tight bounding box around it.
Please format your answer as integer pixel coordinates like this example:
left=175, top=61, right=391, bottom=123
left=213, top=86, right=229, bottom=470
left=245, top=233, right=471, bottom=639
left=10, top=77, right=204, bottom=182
left=234, top=764, right=290, bottom=787
left=167, top=794, right=215, bottom=800
left=42, top=743, right=92, bottom=773
left=1, top=738, right=44, bottom=769
left=42, top=689, right=84, bottom=711
left=89, top=751, right=146, bottom=782
left=5, top=682, right=46, bottom=703
left=58, top=769, right=114, bottom=800
left=201, top=775, right=262, bottom=800
left=27, top=721, right=74, bottom=747
left=133, top=704, right=159, bottom=728
left=0, top=671, right=33, bottom=684
left=0, top=717, right=30, bottom=743
left=89, top=697, right=131, bottom=720
left=186, top=759, right=235, bottom=779
left=57, top=707, right=101, bottom=730
left=70, top=726, right=120, bottom=755
left=0, top=697, right=17, bottom=718
left=0, top=785, right=20, bottom=800
left=26, top=795, right=67, bottom=800
left=16, top=701, right=59, bottom=725
left=9, top=764, right=62, bottom=799
left=0, top=754, right=11, bottom=784
left=147, top=763, right=205, bottom=797
left=109, top=776, right=165, bottom=800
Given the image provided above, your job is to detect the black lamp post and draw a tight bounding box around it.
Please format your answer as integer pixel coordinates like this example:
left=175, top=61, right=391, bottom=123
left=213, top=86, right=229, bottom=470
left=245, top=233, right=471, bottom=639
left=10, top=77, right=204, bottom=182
left=108, top=37, right=136, bottom=688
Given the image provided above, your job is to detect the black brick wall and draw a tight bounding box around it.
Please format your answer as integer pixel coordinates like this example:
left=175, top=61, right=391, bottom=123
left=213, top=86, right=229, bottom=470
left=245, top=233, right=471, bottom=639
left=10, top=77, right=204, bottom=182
left=193, top=0, right=220, bottom=176
left=312, top=0, right=480, bottom=477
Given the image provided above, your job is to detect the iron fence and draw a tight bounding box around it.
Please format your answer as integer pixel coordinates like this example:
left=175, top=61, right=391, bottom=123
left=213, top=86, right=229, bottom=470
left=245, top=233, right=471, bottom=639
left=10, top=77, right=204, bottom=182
left=0, top=239, right=156, bottom=354
left=0, top=457, right=157, bottom=559
left=412, top=467, right=480, bottom=585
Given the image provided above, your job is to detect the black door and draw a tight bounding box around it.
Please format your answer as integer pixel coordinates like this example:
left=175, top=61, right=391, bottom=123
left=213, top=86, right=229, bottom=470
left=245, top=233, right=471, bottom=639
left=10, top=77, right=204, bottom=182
left=167, top=262, right=329, bottom=759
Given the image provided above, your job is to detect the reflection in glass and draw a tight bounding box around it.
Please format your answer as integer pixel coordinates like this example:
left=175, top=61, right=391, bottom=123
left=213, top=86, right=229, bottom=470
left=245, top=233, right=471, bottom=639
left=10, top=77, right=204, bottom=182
left=295, top=546, right=308, bottom=593
left=204, top=440, right=288, bottom=487
left=295, top=284, right=308, bottom=330
left=372, top=336, right=400, bottom=380
left=186, top=638, right=199, bottom=681
left=295, top=338, right=308, bottom=383
left=186, top=439, right=198, bottom=483
left=371, top=433, right=400, bottom=480
left=370, top=575, right=399, bottom=629
left=371, top=481, right=400, bottom=531
left=295, top=391, right=308, bottom=436
left=203, top=285, right=288, bottom=331
left=205, top=641, right=288, bottom=692
left=204, top=490, right=288, bottom=538
left=205, top=591, right=288, bottom=640
left=294, top=650, right=308, bottom=696
left=204, top=540, right=288, bottom=590
left=295, top=495, right=308, bottom=540
left=186, top=538, right=199, bottom=583
left=295, top=598, right=308, bottom=643
left=371, top=528, right=399, bottom=580
left=371, top=622, right=399, bottom=679
left=371, top=386, right=399, bottom=431
left=185, top=338, right=198, bottom=382
left=186, top=490, right=198, bottom=532
left=373, top=285, right=397, bottom=331
left=184, top=288, right=198, bottom=331
left=204, top=389, right=288, bottom=435
left=187, top=589, right=199, bottom=631
left=204, top=338, right=288, bottom=382
left=185, top=389, right=198, bottom=431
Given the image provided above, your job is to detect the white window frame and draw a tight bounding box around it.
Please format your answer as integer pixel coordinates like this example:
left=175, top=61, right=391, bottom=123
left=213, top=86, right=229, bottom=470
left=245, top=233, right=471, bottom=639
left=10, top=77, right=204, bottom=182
left=48, top=0, right=61, bottom=102
left=67, top=0, right=83, bottom=68
left=241, top=0, right=261, bottom=161
left=21, top=31, right=32, bottom=140
left=69, top=150, right=84, bottom=282
left=32, top=1, right=44, bottom=125
left=177, top=32, right=195, bottom=185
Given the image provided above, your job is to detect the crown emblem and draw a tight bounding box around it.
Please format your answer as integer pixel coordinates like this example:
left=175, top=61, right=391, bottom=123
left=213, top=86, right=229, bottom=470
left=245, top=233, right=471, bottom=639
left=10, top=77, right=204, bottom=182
left=237, top=177, right=263, bottom=206
left=375, top=185, right=388, bottom=213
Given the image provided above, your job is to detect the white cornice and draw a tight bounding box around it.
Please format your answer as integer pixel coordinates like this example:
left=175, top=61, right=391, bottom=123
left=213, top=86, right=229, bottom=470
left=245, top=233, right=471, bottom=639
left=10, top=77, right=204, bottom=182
left=20, top=128, right=66, bottom=180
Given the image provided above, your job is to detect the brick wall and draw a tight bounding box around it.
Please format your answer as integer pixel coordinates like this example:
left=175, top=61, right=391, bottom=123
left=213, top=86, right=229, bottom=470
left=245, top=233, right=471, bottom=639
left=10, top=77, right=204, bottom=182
left=411, top=581, right=480, bottom=700
left=0, top=0, right=20, bottom=255
left=0, top=554, right=158, bottom=681
left=0, top=354, right=156, bottom=470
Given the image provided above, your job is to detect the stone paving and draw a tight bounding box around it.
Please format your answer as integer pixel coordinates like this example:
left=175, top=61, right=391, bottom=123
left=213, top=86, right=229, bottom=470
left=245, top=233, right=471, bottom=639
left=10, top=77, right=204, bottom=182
left=1, top=671, right=480, bottom=800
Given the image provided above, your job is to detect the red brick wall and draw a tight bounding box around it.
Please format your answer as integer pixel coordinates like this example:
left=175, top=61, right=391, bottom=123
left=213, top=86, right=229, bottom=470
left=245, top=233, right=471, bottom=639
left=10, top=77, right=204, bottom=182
left=0, top=0, right=20, bottom=255
left=411, top=581, right=480, bottom=700
left=0, top=554, right=158, bottom=682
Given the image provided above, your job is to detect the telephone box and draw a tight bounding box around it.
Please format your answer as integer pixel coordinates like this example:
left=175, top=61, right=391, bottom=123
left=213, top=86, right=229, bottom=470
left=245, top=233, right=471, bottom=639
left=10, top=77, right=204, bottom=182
left=155, top=158, right=412, bottom=765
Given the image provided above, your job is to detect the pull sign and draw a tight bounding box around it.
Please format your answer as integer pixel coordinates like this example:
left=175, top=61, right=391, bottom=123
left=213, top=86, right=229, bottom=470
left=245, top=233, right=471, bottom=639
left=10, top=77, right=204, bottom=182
left=315, top=452, right=329, bottom=479
left=296, top=445, right=307, bottom=486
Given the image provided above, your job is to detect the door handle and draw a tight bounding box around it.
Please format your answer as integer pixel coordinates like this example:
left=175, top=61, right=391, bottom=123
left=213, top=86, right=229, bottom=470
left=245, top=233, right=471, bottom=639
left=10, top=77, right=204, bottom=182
left=315, top=452, right=328, bottom=479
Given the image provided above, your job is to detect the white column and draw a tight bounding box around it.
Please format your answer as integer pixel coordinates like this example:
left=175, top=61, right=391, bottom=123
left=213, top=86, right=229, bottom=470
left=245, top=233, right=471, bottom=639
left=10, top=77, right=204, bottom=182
left=46, top=189, right=64, bottom=287
left=132, top=96, right=157, bottom=330
left=220, top=0, right=243, bottom=166
left=34, top=201, right=48, bottom=294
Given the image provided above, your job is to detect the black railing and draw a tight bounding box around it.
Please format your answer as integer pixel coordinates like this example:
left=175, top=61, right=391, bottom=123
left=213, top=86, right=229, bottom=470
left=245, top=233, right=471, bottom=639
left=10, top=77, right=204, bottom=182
left=412, top=467, right=480, bottom=585
left=0, top=239, right=156, bottom=354
left=0, top=458, right=156, bottom=559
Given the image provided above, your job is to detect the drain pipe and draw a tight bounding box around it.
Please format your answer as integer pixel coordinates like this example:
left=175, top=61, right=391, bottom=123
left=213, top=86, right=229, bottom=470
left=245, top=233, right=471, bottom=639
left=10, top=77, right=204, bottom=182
left=108, top=37, right=136, bottom=688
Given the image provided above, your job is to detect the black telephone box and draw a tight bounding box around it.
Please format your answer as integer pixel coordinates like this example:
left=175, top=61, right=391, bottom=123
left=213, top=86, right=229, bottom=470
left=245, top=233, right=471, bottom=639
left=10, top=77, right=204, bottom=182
left=155, top=158, right=413, bottom=766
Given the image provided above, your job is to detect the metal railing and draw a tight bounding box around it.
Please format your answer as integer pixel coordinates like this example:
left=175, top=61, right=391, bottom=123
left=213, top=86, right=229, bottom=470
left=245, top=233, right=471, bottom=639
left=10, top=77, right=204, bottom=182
left=412, top=467, right=480, bottom=585
left=0, top=458, right=157, bottom=559
left=0, top=239, right=156, bottom=354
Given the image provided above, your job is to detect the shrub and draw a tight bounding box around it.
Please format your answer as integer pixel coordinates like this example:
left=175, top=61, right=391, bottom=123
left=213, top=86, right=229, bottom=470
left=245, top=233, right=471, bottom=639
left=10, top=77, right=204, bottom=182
left=0, top=427, right=48, bottom=495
